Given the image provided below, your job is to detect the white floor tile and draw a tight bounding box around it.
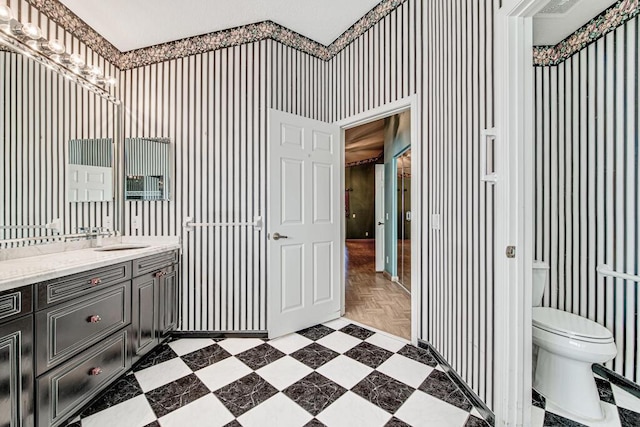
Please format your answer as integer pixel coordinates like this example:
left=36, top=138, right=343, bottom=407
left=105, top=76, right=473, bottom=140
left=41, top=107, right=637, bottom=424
left=377, top=354, right=433, bottom=388
left=546, top=400, right=622, bottom=427
left=255, top=356, right=313, bottom=390
left=323, top=317, right=351, bottom=330
left=316, top=391, right=392, bottom=427
left=158, top=394, right=234, bottom=427
left=395, top=391, right=470, bottom=427
left=237, top=393, right=313, bottom=427
left=531, top=406, right=546, bottom=427
left=316, top=355, right=373, bottom=389
left=134, top=357, right=192, bottom=393
left=168, top=338, right=215, bottom=356
left=365, top=333, right=406, bottom=353
left=612, top=383, right=640, bottom=413
left=217, top=338, right=264, bottom=355
left=195, top=355, right=253, bottom=392
left=81, top=395, right=155, bottom=427
left=267, top=333, right=313, bottom=354
left=316, top=331, right=362, bottom=353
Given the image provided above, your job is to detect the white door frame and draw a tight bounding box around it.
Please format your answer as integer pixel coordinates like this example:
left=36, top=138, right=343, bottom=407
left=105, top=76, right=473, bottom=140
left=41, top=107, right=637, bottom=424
left=334, top=95, right=421, bottom=345
left=494, top=1, right=547, bottom=425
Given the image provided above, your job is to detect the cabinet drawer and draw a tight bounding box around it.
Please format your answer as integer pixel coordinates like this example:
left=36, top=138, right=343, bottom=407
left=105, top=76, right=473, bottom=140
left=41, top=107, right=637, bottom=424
left=37, top=262, right=131, bottom=309
left=133, top=250, right=178, bottom=276
left=36, top=282, right=131, bottom=375
left=0, top=285, right=32, bottom=323
left=37, top=329, right=128, bottom=427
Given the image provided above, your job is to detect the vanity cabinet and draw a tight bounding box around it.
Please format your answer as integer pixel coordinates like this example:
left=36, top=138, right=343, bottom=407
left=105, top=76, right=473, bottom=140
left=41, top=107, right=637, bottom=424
left=131, top=252, right=179, bottom=364
left=0, top=286, right=34, bottom=427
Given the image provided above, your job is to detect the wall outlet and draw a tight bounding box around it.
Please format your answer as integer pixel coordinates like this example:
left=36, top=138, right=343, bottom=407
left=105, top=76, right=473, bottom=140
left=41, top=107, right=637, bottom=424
left=365, top=231, right=369, bottom=237
left=432, top=214, right=441, bottom=230
left=131, top=215, right=141, bottom=232
left=104, top=215, right=113, bottom=231
left=352, top=213, right=356, bottom=218
left=386, top=256, right=389, bottom=264
left=385, top=213, right=389, bottom=220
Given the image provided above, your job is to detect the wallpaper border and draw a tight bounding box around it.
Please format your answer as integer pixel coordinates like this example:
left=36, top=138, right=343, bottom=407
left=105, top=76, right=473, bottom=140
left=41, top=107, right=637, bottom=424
left=25, top=0, right=408, bottom=70
left=533, top=0, right=639, bottom=67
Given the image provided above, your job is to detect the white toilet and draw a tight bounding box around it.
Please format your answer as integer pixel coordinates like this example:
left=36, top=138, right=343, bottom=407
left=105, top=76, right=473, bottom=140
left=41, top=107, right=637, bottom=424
left=532, top=261, right=617, bottom=421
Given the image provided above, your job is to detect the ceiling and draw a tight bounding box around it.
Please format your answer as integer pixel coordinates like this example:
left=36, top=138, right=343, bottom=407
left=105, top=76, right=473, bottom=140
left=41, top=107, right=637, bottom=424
left=59, top=0, right=381, bottom=52
left=345, top=119, right=385, bottom=165
left=533, top=0, right=613, bottom=46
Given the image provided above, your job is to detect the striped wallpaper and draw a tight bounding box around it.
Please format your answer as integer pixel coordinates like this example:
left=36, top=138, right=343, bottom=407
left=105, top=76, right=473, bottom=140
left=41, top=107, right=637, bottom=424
left=69, top=138, right=113, bottom=167
left=534, top=16, right=640, bottom=384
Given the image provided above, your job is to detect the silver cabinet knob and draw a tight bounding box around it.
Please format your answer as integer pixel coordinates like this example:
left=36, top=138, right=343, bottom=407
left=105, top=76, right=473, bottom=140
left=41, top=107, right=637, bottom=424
left=272, top=232, right=289, bottom=240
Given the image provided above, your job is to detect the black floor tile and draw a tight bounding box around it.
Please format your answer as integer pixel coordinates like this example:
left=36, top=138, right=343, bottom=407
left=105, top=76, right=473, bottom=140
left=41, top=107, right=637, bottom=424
left=419, top=370, right=473, bottom=412
left=304, top=419, right=326, bottom=427
left=595, top=377, right=616, bottom=405
left=145, top=374, right=210, bottom=418
left=340, top=324, right=375, bottom=340
left=532, top=389, right=546, bottom=409
left=283, top=372, right=347, bottom=416
left=291, top=342, right=340, bottom=369
left=236, top=343, right=285, bottom=370
left=344, top=342, right=393, bottom=369
left=181, top=343, right=231, bottom=371
left=618, top=406, right=640, bottom=427
left=214, top=372, right=278, bottom=417
left=297, top=324, right=335, bottom=341
left=134, top=344, right=178, bottom=371
left=397, top=344, right=438, bottom=368
left=81, top=374, right=144, bottom=417
left=385, top=417, right=412, bottom=426
left=543, top=411, right=587, bottom=426
left=465, top=415, right=489, bottom=426
left=351, top=371, right=414, bottom=414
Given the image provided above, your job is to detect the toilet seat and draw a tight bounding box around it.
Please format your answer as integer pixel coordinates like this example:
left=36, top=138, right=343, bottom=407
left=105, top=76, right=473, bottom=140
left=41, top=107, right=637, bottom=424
left=532, top=307, right=613, bottom=343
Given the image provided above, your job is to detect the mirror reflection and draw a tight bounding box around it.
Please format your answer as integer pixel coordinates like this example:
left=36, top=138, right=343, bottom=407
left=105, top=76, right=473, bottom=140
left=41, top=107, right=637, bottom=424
left=0, top=44, right=120, bottom=247
left=125, top=138, right=171, bottom=201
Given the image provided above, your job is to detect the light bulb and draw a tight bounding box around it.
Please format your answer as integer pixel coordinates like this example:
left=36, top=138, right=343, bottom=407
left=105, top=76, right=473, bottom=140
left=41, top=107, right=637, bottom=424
left=69, top=53, right=85, bottom=67
left=0, top=5, right=13, bottom=23
left=89, top=65, right=102, bottom=76
left=22, top=22, right=41, bottom=39
left=46, top=39, right=65, bottom=54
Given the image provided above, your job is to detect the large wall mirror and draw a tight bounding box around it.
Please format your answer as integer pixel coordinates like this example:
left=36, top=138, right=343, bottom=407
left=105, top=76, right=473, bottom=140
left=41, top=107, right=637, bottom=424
left=0, top=41, right=121, bottom=248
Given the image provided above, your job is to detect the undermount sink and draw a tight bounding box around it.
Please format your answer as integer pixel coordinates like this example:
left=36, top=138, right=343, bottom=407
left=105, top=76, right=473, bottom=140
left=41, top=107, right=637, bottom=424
left=94, top=243, right=151, bottom=251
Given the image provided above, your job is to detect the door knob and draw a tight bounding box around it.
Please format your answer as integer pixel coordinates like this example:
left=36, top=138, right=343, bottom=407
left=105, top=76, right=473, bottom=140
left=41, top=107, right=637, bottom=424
left=272, top=232, right=288, bottom=240
left=377, top=221, right=384, bottom=226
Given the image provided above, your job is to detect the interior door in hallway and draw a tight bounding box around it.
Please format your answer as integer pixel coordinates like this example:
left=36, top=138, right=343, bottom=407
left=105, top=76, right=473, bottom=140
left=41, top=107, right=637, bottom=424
left=267, top=110, right=342, bottom=339
left=375, top=164, right=385, bottom=272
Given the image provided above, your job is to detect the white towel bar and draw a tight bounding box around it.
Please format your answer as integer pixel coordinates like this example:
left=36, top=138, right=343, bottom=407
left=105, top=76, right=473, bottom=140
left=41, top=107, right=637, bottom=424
left=597, top=264, right=640, bottom=283
left=183, top=216, right=263, bottom=232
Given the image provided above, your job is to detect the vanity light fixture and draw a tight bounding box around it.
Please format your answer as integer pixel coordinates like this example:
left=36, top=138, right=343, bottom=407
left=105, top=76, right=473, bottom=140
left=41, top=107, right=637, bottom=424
left=0, top=4, right=117, bottom=89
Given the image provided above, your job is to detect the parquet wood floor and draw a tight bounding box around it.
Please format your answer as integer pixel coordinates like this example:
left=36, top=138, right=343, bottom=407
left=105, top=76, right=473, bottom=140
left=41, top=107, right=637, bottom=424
left=344, top=239, right=411, bottom=340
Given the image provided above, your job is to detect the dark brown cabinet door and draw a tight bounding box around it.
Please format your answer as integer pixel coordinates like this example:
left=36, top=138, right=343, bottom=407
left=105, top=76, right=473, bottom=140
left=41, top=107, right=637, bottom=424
left=131, top=274, right=159, bottom=364
left=0, top=316, right=34, bottom=427
left=159, top=265, right=178, bottom=336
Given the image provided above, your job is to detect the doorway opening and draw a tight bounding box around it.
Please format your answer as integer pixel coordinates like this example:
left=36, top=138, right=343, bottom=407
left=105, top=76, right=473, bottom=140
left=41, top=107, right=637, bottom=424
left=342, top=111, right=413, bottom=340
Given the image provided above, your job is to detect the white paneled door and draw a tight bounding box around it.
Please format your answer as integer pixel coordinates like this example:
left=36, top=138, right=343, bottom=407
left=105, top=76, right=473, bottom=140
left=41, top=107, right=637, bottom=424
left=375, top=164, right=385, bottom=272
left=268, top=110, right=341, bottom=339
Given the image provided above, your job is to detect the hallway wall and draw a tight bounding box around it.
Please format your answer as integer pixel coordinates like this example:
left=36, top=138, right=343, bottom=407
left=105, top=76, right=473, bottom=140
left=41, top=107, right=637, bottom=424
left=345, top=163, right=376, bottom=239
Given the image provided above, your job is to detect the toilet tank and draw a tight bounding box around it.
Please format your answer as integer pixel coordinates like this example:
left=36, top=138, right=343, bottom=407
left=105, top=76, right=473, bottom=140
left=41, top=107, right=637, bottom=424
left=532, top=261, right=549, bottom=307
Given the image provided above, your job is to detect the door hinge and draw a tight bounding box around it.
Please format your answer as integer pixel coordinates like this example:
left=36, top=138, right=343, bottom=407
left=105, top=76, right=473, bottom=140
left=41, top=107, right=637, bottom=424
left=506, top=246, right=516, bottom=258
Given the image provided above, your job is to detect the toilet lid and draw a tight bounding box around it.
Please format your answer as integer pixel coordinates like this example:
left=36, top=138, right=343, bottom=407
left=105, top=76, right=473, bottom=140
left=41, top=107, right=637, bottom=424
left=532, top=307, right=613, bottom=342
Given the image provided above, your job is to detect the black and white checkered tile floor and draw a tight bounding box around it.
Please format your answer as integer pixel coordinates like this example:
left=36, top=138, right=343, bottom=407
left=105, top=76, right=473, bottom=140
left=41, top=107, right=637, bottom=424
left=67, top=318, right=488, bottom=427
left=531, top=373, right=640, bottom=427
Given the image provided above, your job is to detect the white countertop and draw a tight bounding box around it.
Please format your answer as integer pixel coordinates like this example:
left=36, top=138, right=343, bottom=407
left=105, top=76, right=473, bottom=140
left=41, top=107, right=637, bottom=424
left=0, top=236, right=181, bottom=291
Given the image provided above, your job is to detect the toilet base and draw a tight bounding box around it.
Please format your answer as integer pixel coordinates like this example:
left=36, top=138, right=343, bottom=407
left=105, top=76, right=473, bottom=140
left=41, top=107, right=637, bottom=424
left=534, top=347, right=604, bottom=421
